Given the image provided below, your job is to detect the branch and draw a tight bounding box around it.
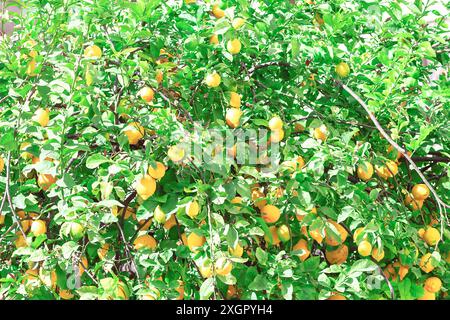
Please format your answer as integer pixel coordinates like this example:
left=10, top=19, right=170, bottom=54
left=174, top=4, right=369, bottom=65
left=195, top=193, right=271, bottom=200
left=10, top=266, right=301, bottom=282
left=404, top=156, right=450, bottom=163
left=338, top=82, right=449, bottom=232
left=248, top=61, right=291, bottom=76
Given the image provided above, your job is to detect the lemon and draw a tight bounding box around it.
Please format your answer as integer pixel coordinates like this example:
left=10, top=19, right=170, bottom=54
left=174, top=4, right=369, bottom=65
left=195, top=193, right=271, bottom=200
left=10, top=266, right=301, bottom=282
left=335, top=62, right=350, bottom=78
left=227, top=39, right=241, bottom=55
left=133, top=234, right=157, bottom=251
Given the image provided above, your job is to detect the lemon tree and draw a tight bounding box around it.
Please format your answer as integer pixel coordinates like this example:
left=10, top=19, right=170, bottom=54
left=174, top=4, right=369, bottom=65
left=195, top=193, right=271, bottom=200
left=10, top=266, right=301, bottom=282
left=0, top=0, right=449, bottom=300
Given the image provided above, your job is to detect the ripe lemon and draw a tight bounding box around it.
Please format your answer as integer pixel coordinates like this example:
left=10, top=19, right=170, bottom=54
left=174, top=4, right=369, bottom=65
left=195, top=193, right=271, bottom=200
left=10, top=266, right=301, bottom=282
left=97, top=243, right=110, bottom=260
left=325, top=219, right=348, bottom=246
left=424, top=277, right=442, bottom=293
left=412, top=184, right=430, bottom=201
left=327, top=294, right=347, bottom=300
left=186, top=200, right=200, bottom=218
left=229, top=243, right=244, bottom=257
left=26, top=59, right=37, bottom=76
left=84, top=45, right=102, bottom=58
left=30, top=219, right=46, bottom=236
left=292, top=239, right=310, bottom=262
left=405, top=194, right=423, bottom=211
left=371, top=247, right=385, bottom=262
left=358, top=240, right=372, bottom=257
left=419, top=253, right=435, bottom=273
left=268, top=116, right=283, bottom=131
left=309, top=228, right=324, bottom=244
left=335, top=62, right=350, bottom=78
left=15, top=232, right=29, bottom=248
left=261, top=205, right=281, bottom=224
left=187, top=232, right=206, bottom=252
left=270, top=129, right=285, bottom=143
left=112, top=206, right=134, bottom=219
left=210, top=34, right=219, bottom=44
left=205, top=71, right=221, bottom=87
left=38, top=173, right=57, bottom=191
left=198, top=260, right=213, bottom=278
left=277, top=224, right=290, bottom=242
left=226, top=108, right=242, bottom=128
left=393, top=261, right=409, bottom=280
left=325, top=244, right=348, bottom=265
left=215, top=257, right=233, bottom=276
left=153, top=205, right=166, bottom=224
left=168, top=145, right=185, bottom=162
left=32, top=108, right=50, bottom=127
left=148, top=161, right=166, bottom=179
left=227, top=39, right=241, bottom=55
left=375, top=160, right=398, bottom=180
left=251, top=189, right=267, bottom=209
left=133, top=234, right=157, bottom=251
left=140, top=86, right=154, bottom=103
left=353, top=226, right=366, bottom=243
left=124, top=122, right=144, bottom=145
left=211, top=4, right=225, bottom=18
left=313, top=125, right=328, bottom=142
left=357, top=161, right=374, bottom=181
left=155, top=70, right=163, bottom=84
left=423, top=227, right=440, bottom=246
left=0, top=156, right=4, bottom=172
left=163, top=214, right=177, bottom=230
left=135, top=174, right=156, bottom=200
left=418, top=289, right=435, bottom=300
left=59, top=289, right=74, bottom=300
left=418, top=228, right=426, bottom=238
left=229, top=92, right=241, bottom=108
left=232, top=17, right=246, bottom=29
left=264, top=226, right=280, bottom=245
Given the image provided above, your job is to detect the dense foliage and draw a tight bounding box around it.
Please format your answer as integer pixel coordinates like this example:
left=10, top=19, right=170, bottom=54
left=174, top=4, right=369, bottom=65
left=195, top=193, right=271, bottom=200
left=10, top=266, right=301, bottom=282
left=0, top=0, right=449, bottom=300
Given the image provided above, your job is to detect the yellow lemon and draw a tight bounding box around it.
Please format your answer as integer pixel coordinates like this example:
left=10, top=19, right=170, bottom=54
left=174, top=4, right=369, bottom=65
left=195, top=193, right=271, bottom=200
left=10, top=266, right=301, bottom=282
left=270, top=129, right=285, bottom=143
left=153, top=205, right=166, bottom=224
left=210, top=34, right=219, bottom=44
left=371, top=247, right=385, bottom=262
left=335, top=62, right=350, bottom=78
left=268, top=116, right=283, bottom=131
left=205, top=71, right=221, bottom=87
left=140, top=86, right=154, bottom=103
left=424, top=277, right=442, bottom=293
left=292, top=239, right=310, bottom=262
left=313, top=125, right=328, bottom=142
left=186, top=200, right=200, bottom=218
left=84, top=45, right=102, bottom=58
left=325, top=245, right=349, bottom=265
left=32, top=108, right=50, bottom=127
left=212, top=4, right=225, bottom=18
left=187, top=232, right=206, bottom=252
left=226, top=108, right=242, bottom=129
left=412, top=184, right=430, bottom=201
left=215, top=257, right=233, bottom=276
left=135, top=174, right=156, bottom=200
left=357, top=161, right=374, bottom=181
left=229, top=92, right=241, bottom=108
left=37, top=173, right=57, bottom=191
left=30, top=219, right=47, bottom=236
left=148, top=162, right=166, bottom=179
left=124, top=122, right=145, bottom=145
left=133, top=234, right=157, bottom=251
left=229, top=243, right=244, bottom=257
left=227, top=39, right=241, bottom=55
left=168, top=145, right=185, bottom=162
left=232, top=18, right=246, bottom=29
left=358, top=240, right=372, bottom=257
left=260, top=204, right=281, bottom=224
left=423, top=227, right=440, bottom=246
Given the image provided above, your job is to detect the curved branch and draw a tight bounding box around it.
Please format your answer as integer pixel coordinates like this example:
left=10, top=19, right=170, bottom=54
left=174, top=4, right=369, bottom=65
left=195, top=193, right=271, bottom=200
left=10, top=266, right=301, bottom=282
left=338, top=82, right=449, bottom=233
